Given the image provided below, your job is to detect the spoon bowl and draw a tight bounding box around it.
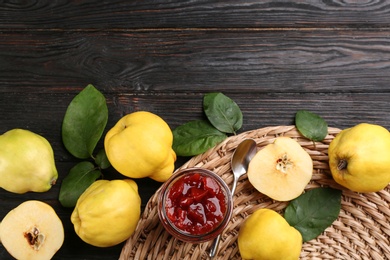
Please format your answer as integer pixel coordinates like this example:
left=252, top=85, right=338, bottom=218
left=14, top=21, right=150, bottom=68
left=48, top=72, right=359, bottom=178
left=230, top=138, right=258, bottom=195
left=209, top=138, right=257, bottom=258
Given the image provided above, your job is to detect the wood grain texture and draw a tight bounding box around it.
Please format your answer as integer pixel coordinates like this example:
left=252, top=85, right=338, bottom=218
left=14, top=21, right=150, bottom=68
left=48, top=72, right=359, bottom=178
left=1, top=0, right=390, bottom=259
left=1, top=30, right=390, bottom=94
left=1, top=0, right=390, bottom=29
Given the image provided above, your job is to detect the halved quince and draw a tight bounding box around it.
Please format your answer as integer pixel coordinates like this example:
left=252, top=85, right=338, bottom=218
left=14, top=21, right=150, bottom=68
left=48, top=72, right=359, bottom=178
left=0, top=200, right=64, bottom=260
left=247, top=137, right=313, bottom=201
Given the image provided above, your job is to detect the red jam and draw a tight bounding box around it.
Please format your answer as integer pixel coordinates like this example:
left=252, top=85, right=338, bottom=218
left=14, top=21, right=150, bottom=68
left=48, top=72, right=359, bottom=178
left=165, top=172, right=227, bottom=235
left=158, top=168, right=232, bottom=243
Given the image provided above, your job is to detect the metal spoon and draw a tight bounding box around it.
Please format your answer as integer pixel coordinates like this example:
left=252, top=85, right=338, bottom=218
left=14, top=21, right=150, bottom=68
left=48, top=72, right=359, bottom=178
left=209, top=138, right=257, bottom=259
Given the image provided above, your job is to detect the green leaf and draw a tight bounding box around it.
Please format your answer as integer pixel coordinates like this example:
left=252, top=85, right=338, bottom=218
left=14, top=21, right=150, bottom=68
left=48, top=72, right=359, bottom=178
left=95, top=149, right=111, bottom=170
left=295, top=110, right=328, bottom=142
left=62, top=84, right=108, bottom=159
left=203, top=92, right=243, bottom=134
left=284, top=187, right=342, bottom=242
left=173, top=120, right=227, bottom=156
left=59, top=161, right=101, bottom=208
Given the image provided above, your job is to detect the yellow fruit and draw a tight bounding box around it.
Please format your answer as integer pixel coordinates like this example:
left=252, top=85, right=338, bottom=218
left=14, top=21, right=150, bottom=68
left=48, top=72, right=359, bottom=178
left=71, top=179, right=141, bottom=247
left=104, top=111, right=176, bottom=182
left=238, top=208, right=302, bottom=260
left=247, top=137, right=313, bottom=201
left=329, top=123, right=390, bottom=192
left=0, top=129, right=58, bottom=193
left=0, top=200, right=64, bottom=260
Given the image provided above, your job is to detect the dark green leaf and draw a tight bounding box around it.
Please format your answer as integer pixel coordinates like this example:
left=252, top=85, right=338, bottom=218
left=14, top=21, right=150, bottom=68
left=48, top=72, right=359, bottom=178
left=62, top=84, right=108, bottom=159
left=295, top=110, right=328, bottom=142
left=95, top=149, right=111, bottom=170
left=173, top=120, right=227, bottom=156
left=203, top=92, right=243, bottom=134
left=58, top=161, right=101, bottom=208
left=284, top=187, right=342, bottom=242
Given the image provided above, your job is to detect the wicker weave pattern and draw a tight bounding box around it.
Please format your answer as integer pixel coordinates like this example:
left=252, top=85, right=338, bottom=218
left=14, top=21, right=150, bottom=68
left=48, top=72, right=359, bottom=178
left=120, top=126, right=390, bottom=260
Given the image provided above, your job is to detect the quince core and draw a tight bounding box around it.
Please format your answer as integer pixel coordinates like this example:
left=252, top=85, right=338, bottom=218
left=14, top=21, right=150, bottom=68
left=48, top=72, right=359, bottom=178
left=247, top=137, right=313, bottom=201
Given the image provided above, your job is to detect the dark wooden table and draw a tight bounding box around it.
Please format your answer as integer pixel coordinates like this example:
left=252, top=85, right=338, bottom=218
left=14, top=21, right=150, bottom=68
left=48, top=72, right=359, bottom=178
left=1, top=1, right=390, bottom=259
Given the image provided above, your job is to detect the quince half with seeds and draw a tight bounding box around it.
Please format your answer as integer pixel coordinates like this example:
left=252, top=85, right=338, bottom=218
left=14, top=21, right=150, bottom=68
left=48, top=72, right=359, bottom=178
left=0, top=200, right=64, bottom=260
left=247, top=137, right=313, bottom=201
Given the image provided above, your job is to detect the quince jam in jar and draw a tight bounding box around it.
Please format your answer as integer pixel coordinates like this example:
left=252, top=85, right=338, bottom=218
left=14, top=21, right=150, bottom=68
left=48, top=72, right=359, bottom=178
left=158, top=168, right=233, bottom=243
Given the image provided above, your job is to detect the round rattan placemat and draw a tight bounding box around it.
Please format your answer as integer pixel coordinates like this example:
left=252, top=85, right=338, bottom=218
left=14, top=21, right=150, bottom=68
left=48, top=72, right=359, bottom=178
left=120, top=125, right=390, bottom=260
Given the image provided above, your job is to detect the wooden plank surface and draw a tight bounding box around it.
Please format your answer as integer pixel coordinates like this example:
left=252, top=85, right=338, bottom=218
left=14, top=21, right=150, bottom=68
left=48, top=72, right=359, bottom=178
left=2, top=30, right=390, bottom=93
left=1, top=1, right=390, bottom=29
left=1, top=1, right=390, bottom=259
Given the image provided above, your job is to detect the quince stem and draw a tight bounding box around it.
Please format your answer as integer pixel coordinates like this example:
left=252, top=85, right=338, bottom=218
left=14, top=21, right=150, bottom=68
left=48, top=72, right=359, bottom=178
left=337, top=159, right=348, bottom=171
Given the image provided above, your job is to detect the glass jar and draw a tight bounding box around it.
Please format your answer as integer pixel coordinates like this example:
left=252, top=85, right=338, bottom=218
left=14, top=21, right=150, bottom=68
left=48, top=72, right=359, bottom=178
left=158, top=167, right=233, bottom=243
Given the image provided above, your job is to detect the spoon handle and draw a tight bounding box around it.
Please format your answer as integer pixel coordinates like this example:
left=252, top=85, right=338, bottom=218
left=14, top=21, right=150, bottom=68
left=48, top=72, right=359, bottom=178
left=209, top=175, right=239, bottom=259
left=208, top=235, right=220, bottom=259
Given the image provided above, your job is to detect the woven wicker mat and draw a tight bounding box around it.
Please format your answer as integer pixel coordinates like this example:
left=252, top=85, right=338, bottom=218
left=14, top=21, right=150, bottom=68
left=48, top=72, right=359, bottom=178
left=120, top=125, right=390, bottom=260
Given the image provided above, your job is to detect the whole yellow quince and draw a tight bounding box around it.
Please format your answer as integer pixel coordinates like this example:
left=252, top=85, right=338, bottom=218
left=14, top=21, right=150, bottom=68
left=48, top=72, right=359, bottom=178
left=104, top=111, right=176, bottom=182
left=329, top=123, right=390, bottom=192
left=0, top=129, right=58, bottom=193
left=71, top=179, right=141, bottom=247
left=238, top=208, right=302, bottom=260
